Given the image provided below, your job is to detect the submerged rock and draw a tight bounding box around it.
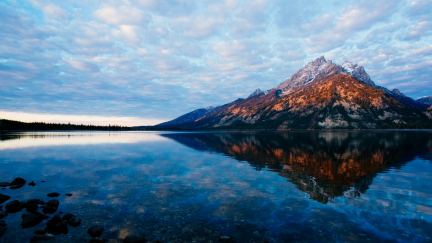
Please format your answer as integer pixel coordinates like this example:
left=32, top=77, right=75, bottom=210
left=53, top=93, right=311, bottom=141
left=0, top=220, right=6, bottom=237
left=89, top=239, right=106, bottom=243
left=30, top=233, right=55, bottom=242
left=219, top=235, right=235, bottom=242
left=0, top=194, right=11, bottom=204
left=28, top=181, right=36, bottom=186
left=65, top=193, right=73, bottom=197
left=0, top=210, right=7, bottom=219
left=21, top=212, right=48, bottom=228
left=0, top=182, right=10, bottom=188
left=42, top=200, right=59, bottom=214
left=45, top=215, right=68, bottom=235
left=47, top=192, right=60, bottom=198
left=123, top=235, right=147, bottom=243
left=88, top=225, right=104, bottom=238
left=9, top=177, right=26, bottom=189
left=62, top=213, right=81, bottom=227
left=31, top=230, right=55, bottom=242
left=5, top=200, right=23, bottom=213
left=25, top=199, right=45, bottom=213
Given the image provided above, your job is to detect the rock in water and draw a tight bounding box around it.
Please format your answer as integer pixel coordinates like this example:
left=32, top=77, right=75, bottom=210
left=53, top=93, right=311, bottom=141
left=21, top=212, right=48, bottom=228
left=0, top=194, right=10, bottom=204
left=62, top=213, right=81, bottom=227
left=0, top=182, right=10, bottom=188
left=42, top=200, right=59, bottom=214
left=65, top=193, right=73, bottom=197
left=5, top=200, right=23, bottom=213
left=123, top=235, right=147, bottom=243
left=0, top=211, right=7, bottom=219
left=30, top=233, right=55, bottom=242
left=219, top=235, right=235, bottom=242
left=25, top=199, right=45, bottom=213
left=88, top=225, right=104, bottom=238
left=89, top=239, right=106, bottom=243
left=9, top=177, right=26, bottom=189
left=45, top=215, right=68, bottom=235
left=47, top=192, right=60, bottom=198
left=0, top=220, right=6, bottom=237
left=28, top=181, right=36, bottom=186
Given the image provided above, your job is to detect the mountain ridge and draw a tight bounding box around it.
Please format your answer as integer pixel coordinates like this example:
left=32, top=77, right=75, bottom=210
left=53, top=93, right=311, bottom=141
left=156, top=57, right=431, bottom=130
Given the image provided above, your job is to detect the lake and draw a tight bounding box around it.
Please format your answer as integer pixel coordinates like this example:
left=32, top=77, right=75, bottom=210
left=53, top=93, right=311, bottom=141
left=0, top=131, right=431, bottom=242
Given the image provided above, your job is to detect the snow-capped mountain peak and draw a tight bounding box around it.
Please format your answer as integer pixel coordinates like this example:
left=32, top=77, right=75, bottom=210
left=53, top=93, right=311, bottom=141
left=277, top=57, right=375, bottom=92
left=341, top=61, right=374, bottom=86
left=248, top=88, right=268, bottom=98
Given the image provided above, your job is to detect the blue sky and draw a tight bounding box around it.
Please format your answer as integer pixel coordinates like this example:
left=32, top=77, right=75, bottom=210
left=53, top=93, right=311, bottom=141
left=0, top=0, right=431, bottom=125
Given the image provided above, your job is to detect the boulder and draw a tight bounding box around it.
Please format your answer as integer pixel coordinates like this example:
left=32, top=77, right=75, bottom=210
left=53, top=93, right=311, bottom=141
left=25, top=199, right=45, bottom=213
left=123, top=235, right=147, bottom=243
left=88, top=225, right=104, bottom=238
left=21, top=212, right=48, bottom=228
left=42, top=200, right=59, bottom=214
left=47, top=192, right=60, bottom=198
left=62, top=213, right=81, bottom=227
left=0, top=194, right=10, bottom=204
left=0, top=220, right=6, bottom=237
left=9, top=177, right=26, bottom=189
left=5, top=200, right=23, bottom=213
left=45, top=215, right=68, bottom=235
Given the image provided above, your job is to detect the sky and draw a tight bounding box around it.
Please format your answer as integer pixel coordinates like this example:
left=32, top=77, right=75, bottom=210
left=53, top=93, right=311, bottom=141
left=0, top=0, right=431, bottom=125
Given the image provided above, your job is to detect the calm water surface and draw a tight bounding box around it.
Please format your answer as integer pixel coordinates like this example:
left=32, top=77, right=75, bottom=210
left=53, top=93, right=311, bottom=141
left=0, top=131, right=431, bottom=242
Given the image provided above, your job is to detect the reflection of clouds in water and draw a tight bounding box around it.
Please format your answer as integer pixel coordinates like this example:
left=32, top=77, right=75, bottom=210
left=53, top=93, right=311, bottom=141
left=0, top=131, right=167, bottom=150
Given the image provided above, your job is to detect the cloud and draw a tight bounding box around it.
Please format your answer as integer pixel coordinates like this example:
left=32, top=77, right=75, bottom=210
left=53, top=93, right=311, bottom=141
left=94, top=5, right=145, bottom=25
left=30, top=1, right=66, bottom=19
left=304, top=0, right=398, bottom=52
left=0, top=0, right=431, bottom=124
left=401, top=19, right=432, bottom=40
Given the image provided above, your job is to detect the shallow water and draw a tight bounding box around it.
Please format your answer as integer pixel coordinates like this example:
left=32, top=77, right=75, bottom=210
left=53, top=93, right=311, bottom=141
left=0, top=131, right=431, bottom=242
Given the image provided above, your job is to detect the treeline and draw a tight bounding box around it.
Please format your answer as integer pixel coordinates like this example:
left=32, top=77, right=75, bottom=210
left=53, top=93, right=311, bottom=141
left=0, top=119, right=142, bottom=131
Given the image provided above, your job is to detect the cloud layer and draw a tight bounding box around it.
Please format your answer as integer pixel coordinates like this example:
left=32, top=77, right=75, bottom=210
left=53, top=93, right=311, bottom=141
left=0, top=0, right=431, bottom=124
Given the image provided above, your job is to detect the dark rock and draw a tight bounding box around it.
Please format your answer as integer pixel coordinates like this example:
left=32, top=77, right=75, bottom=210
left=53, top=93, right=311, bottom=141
left=47, top=192, right=60, bottom=198
left=0, top=210, right=7, bottom=219
left=0, top=182, right=10, bottom=188
left=9, top=177, right=26, bottom=189
left=123, top=235, right=147, bottom=243
left=62, top=213, right=81, bottom=227
left=34, top=229, right=46, bottom=235
left=30, top=233, right=55, bottom=242
left=5, top=200, right=23, bottom=213
left=65, top=193, right=73, bottom=197
left=219, top=235, right=235, bottom=242
left=89, top=239, right=105, bottom=243
left=42, top=200, right=59, bottom=214
left=88, top=225, right=104, bottom=238
left=40, top=180, right=46, bottom=183
left=0, top=220, right=6, bottom=237
left=25, top=199, right=45, bottom=213
left=45, top=214, right=68, bottom=235
left=0, top=194, right=10, bottom=204
left=21, top=212, right=48, bottom=228
left=28, top=181, right=36, bottom=186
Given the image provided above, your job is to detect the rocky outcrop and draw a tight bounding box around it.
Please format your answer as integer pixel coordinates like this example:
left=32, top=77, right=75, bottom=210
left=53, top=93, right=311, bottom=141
left=156, top=57, right=431, bottom=129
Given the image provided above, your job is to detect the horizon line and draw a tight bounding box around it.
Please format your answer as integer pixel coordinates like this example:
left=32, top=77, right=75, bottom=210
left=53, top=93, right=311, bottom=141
left=0, top=110, right=167, bottom=127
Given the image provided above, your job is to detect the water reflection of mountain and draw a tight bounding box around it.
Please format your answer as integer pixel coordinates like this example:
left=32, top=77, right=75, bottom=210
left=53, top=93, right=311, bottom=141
left=163, top=131, right=432, bottom=203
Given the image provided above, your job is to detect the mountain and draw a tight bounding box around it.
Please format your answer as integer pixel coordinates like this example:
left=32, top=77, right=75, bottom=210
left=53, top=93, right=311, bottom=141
left=417, top=96, right=432, bottom=106
left=156, top=108, right=212, bottom=128
left=162, top=131, right=432, bottom=203
left=156, top=57, right=432, bottom=129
